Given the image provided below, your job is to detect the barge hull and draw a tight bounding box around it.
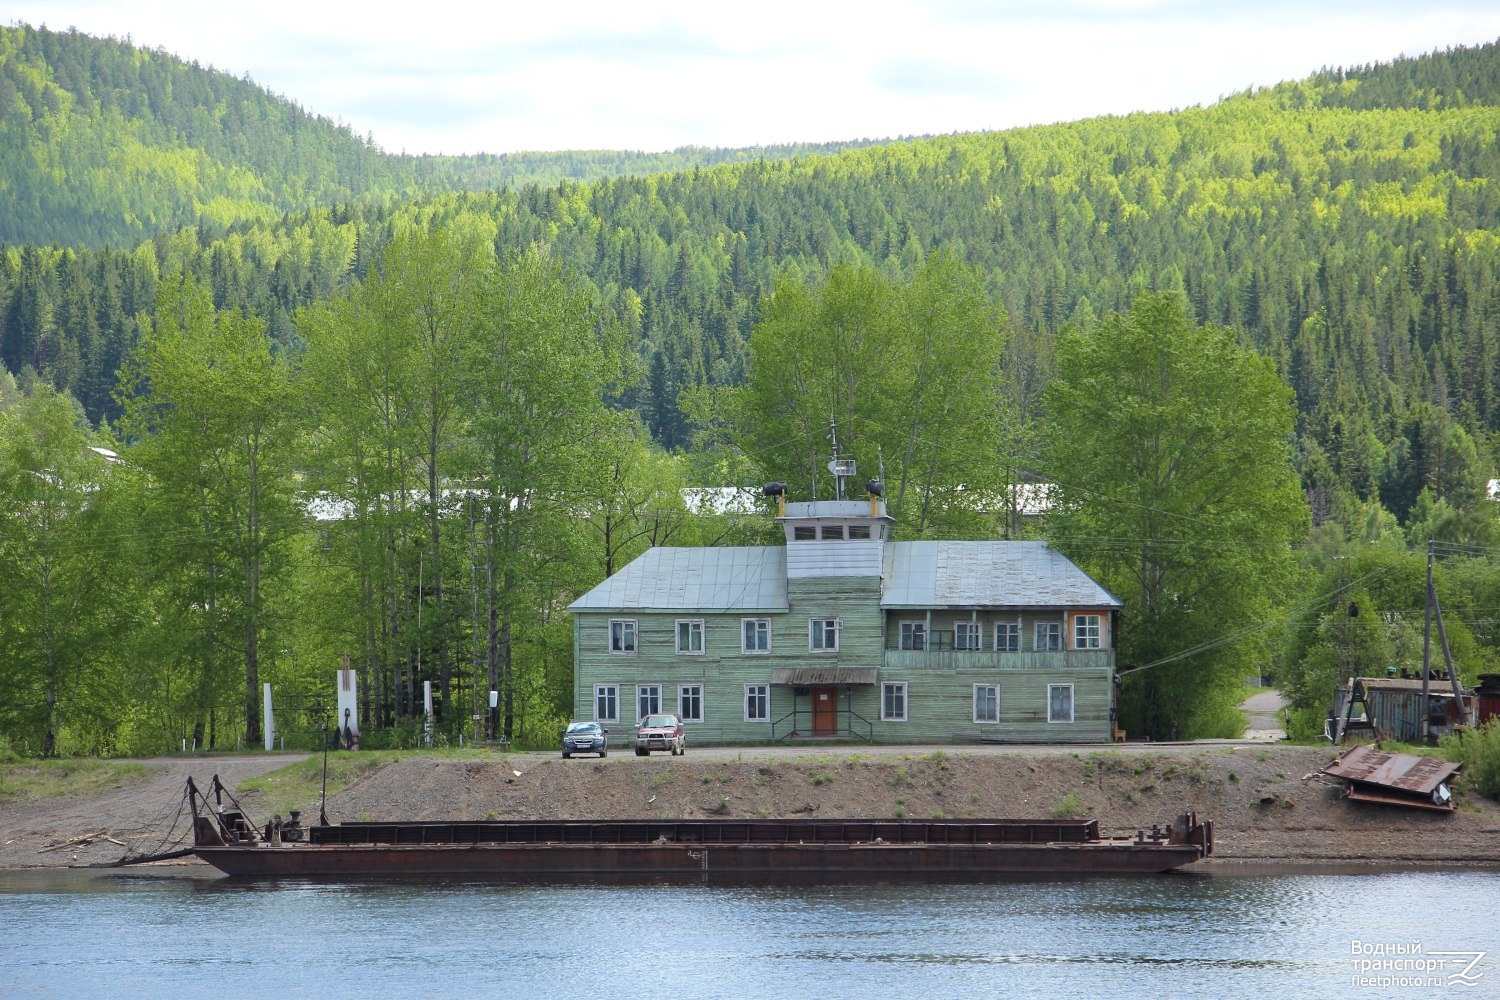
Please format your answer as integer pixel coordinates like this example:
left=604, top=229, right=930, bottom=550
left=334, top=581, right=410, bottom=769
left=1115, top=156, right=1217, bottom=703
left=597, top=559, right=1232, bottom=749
left=194, top=840, right=1205, bottom=877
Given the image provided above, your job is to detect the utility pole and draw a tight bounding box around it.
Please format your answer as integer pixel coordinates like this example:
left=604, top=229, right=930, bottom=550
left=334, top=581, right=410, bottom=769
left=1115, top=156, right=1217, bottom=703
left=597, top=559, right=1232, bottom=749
left=1421, top=540, right=1433, bottom=745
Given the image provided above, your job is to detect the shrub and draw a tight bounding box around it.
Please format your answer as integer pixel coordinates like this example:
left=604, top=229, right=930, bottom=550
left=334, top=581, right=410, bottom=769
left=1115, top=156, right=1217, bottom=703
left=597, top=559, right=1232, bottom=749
left=1051, top=792, right=1087, bottom=819
left=1443, top=720, right=1500, bottom=800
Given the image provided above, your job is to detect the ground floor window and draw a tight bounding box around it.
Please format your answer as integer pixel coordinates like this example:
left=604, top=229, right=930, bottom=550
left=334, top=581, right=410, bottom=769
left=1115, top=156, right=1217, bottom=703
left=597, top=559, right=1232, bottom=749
left=973, top=684, right=999, bottom=724
left=637, top=684, right=662, bottom=720
left=882, top=682, right=908, bottom=722
left=745, top=683, right=769, bottom=722
left=594, top=684, right=618, bottom=723
left=679, top=684, right=703, bottom=723
left=1048, top=683, right=1074, bottom=723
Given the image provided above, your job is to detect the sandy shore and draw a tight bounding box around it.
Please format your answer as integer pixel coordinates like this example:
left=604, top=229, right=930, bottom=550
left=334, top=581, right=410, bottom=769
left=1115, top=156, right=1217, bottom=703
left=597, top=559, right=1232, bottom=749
left=3, top=744, right=1496, bottom=870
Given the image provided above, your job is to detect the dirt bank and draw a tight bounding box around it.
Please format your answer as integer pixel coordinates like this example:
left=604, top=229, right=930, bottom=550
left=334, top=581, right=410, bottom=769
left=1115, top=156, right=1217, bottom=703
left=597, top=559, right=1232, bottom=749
left=3, top=745, right=1497, bottom=870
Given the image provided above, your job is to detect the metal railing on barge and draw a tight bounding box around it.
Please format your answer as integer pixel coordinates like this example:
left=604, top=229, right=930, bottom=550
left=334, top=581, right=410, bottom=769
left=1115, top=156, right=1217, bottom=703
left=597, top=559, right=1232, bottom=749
left=309, top=817, right=1105, bottom=847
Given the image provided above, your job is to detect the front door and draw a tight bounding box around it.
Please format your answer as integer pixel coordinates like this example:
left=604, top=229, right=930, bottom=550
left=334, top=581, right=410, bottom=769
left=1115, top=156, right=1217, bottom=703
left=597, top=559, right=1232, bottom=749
left=813, top=687, right=838, bottom=735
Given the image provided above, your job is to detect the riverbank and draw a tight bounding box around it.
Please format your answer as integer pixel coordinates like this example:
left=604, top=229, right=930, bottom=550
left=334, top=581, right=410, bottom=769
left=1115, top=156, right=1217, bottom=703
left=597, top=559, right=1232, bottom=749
left=3, top=744, right=1497, bottom=869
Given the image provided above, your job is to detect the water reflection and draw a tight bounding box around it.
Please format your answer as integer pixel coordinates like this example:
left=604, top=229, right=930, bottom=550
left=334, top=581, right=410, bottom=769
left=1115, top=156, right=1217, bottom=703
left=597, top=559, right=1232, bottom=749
left=1, top=867, right=1495, bottom=999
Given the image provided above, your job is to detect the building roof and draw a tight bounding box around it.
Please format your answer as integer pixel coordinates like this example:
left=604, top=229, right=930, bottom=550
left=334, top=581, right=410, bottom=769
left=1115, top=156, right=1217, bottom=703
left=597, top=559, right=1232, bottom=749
left=569, top=539, right=1118, bottom=613
left=881, top=541, right=1122, bottom=610
left=567, top=546, right=788, bottom=612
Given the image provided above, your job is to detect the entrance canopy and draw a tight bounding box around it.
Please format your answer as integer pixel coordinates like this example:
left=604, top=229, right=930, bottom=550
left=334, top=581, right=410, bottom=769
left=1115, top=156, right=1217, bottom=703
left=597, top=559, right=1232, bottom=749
left=770, top=667, right=878, bottom=686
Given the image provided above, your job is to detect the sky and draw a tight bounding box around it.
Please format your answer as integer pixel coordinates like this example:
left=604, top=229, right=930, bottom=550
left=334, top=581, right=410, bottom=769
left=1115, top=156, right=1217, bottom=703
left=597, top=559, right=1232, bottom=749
left=9, top=1, right=1500, bottom=156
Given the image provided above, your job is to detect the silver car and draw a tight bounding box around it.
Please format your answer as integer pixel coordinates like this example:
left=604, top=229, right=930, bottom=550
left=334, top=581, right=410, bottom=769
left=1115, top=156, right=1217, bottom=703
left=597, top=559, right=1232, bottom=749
left=561, top=721, right=608, bottom=758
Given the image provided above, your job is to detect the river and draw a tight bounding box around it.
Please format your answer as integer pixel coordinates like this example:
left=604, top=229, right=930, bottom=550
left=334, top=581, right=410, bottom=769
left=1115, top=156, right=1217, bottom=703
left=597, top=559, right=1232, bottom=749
left=1, top=867, right=1495, bottom=998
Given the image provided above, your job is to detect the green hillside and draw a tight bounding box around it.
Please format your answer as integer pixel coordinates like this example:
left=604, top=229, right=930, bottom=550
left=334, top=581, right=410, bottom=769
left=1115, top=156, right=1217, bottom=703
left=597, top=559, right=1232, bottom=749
left=2, top=33, right=1497, bottom=755
left=0, top=23, right=902, bottom=247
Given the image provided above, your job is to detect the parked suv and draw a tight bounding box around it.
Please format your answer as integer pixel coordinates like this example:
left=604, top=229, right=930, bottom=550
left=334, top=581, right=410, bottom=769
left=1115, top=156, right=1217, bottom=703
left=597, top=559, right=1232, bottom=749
left=635, top=713, right=685, bottom=756
left=561, top=721, right=608, bottom=758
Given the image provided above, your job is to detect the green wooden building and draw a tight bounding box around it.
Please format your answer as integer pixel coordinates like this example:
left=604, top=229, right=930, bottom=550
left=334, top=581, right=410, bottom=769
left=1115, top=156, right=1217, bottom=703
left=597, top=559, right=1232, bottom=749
left=568, top=491, right=1122, bottom=745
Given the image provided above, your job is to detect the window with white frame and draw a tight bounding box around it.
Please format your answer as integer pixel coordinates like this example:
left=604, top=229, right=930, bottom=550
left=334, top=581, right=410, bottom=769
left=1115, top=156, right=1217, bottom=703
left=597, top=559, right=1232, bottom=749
left=1048, top=683, right=1074, bottom=724
left=973, top=684, right=999, bottom=724
left=678, top=684, right=703, bottom=723
left=1074, top=614, right=1102, bottom=649
left=676, top=619, right=704, bottom=655
left=1034, top=621, right=1063, bottom=652
left=882, top=682, right=908, bottom=722
left=742, top=618, right=770, bottom=654
left=809, top=618, right=840, bottom=652
left=954, top=621, right=980, bottom=651
left=899, top=621, right=926, bottom=651
left=995, top=621, right=1020, bottom=652
left=745, top=683, right=769, bottom=722
left=609, top=619, right=638, bottom=654
left=594, top=684, right=619, bottom=723
left=637, top=684, right=662, bottom=720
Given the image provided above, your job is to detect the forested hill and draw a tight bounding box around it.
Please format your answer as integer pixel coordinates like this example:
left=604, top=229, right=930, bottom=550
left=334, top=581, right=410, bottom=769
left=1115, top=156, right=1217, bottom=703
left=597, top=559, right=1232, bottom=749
left=0, top=23, right=902, bottom=247
left=2, top=36, right=1498, bottom=528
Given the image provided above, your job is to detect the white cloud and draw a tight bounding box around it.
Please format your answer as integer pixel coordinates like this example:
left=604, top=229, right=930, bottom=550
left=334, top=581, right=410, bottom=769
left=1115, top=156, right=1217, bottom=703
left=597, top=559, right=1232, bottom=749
left=7, top=1, right=1500, bottom=154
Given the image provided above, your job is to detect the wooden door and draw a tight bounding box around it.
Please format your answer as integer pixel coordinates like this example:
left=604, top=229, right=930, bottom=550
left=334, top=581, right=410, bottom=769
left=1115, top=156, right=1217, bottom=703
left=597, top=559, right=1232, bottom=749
left=813, top=687, right=838, bottom=735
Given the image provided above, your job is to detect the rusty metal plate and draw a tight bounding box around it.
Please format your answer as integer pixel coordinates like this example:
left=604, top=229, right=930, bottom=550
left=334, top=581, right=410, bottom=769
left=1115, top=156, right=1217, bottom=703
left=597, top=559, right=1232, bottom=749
left=1321, top=745, right=1460, bottom=795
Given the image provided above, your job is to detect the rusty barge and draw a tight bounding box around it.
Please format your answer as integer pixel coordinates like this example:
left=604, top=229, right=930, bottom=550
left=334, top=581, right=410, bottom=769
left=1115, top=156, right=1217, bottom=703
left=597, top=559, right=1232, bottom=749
left=187, top=776, right=1212, bottom=878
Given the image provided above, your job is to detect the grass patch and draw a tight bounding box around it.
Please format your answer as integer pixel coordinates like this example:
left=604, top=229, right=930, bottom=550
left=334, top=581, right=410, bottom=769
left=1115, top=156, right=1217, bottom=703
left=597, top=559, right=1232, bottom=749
left=1051, top=791, right=1088, bottom=819
left=237, top=751, right=401, bottom=819
left=0, top=759, right=149, bottom=804
left=810, top=772, right=835, bottom=786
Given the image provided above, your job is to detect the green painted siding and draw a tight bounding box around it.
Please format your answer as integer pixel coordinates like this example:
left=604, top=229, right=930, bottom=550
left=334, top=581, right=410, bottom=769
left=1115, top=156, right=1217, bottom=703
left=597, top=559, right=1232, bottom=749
left=573, top=572, right=1116, bottom=746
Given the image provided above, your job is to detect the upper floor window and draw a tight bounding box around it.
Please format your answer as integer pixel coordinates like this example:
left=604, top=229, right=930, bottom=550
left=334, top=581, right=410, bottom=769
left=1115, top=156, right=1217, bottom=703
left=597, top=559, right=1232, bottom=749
left=810, top=618, right=840, bottom=652
left=1074, top=614, right=1102, bottom=649
left=742, top=618, right=771, bottom=654
left=1034, top=621, right=1062, bottom=652
left=995, top=621, right=1020, bottom=653
left=899, top=621, right=926, bottom=651
left=954, top=621, right=980, bottom=651
left=847, top=524, right=871, bottom=540
left=609, top=619, right=637, bottom=654
left=821, top=525, right=845, bottom=540
left=793, top=526, right=816, bottom=540
left=676, top=619, right=704, bottom=655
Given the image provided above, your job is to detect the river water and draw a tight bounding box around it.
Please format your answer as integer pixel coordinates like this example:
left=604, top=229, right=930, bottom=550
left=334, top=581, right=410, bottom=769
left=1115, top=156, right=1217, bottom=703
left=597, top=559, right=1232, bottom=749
left=1, top=867, right=1496, bottom=998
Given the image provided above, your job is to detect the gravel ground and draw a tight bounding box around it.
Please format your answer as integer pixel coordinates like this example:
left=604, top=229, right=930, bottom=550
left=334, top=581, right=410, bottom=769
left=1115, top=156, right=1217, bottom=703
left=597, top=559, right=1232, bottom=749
left=5, top=743, right=1497, bottom=870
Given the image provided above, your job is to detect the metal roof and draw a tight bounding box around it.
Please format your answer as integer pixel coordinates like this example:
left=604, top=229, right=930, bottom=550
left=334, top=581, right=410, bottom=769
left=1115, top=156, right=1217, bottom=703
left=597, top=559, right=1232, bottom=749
left=770, top=667, right=879, bottom=686
left=567, top=547, right=788, bottom=612
left=881, top=541, right=1122, bottom=609
left=568, top=539, right=1118, bottom=614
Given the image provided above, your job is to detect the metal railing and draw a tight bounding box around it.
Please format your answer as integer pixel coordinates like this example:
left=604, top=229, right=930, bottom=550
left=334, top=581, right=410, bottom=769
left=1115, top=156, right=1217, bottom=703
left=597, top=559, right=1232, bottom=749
left=770, top=706, right=874, bottom=742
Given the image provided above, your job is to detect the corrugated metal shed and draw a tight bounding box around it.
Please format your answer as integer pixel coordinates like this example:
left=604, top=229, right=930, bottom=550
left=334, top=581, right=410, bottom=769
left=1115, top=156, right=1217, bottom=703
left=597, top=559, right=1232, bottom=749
left=567, top=547, right=788, bottom=612
left=882, top=541, right=1122, bottom=609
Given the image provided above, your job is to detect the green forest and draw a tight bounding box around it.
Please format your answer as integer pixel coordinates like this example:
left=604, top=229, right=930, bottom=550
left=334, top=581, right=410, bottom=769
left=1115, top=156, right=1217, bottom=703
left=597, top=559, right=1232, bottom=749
left=1, top=25, right=1497, bottom=756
